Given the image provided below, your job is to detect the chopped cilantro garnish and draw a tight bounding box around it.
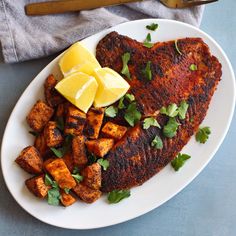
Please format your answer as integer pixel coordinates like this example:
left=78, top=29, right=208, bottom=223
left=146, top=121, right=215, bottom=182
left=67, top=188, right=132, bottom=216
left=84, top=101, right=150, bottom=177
left=171, top=153, right=191, bottom=171
left=107, top=190, right=131, bottom=204
left=64, top=188, right=70, bottom=194
left=160, top=103, right=178, bottom=117
left=163, top=117, right=180, bottom=138
left=105, top=106, right=118, bottom=118
left=125, top=93, right=135, bottom=102
left=55, top=116, right=64, bottom=131
left=195, top=127, right=211, bottom=144
left=47, top=188, right=60, bottom=206
left=124, top=102, right=141, bottom=127
left=189, top=64, right=198, bottom=71
left=146, top=23, right=159, bottom=31
left=143, top=33, right=153, bottom=48
left=72, top=173, right=83, bottom=183
left=118, top=96, right=126, bottom=109
left=143, top=117, right=161, bottom=130
left=142, top=61, right=152, bottom=80
left=97, top=158, right=109, bottom=171
left=29, top=130, right=39, bottom=137
left=121, top=52, right=131, bottom=79
left=151, top=135, right=163, bottom=149
left=175, top=39, right=182, bottom=55
left=178, top=101, right=189, bottom=120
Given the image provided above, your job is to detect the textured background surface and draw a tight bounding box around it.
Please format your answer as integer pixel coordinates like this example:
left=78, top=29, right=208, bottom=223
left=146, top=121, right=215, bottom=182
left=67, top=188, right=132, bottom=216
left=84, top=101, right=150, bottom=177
left=0, top=0, right=235, bottom=235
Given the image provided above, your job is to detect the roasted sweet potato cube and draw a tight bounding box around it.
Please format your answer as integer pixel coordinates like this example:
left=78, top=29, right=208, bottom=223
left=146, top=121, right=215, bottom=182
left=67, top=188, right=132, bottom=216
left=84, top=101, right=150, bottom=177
left=25, top=175, right=49, bottom=198
left=44, top=74, right=65, bottom=107
left=44, top=121, right=63, bottom=147
left=60, top=190, right=76, bottom=207
left=15, top=146, right=43, bottom=174
left=26, top=100, right=54, bottom=132
left=55, top=103, right=66, bottom=118
left=101, top=122, right=127, bottom=140
left=62, top=152, right=74, bottom=172
left=43, top=158, right=55, bottom=171
left=85, top=138, right=114, bottom=157
left=72, top=135, right=87, bottom=168
left=64, top=105, right=86, bottom=136
left=81, top=163, right=101, bottom=190
left=45, top=158, right=76, bottom=189
left=34, top=132, right=49, bottom=157
left=73, top=183, right=102, bottom=203
left=84, top=107, right=104, bottom=139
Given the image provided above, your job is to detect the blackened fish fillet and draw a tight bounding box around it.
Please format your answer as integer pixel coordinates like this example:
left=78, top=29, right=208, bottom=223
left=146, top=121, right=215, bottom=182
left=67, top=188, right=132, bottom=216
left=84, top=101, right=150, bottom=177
left=96, top=32, right=222, bottom=192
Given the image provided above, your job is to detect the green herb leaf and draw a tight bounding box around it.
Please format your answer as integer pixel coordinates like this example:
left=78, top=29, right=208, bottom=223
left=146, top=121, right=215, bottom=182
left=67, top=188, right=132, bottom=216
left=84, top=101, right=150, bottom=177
left=64, top=188, right=70, bottom=194
left=143, top=117, right=161, bottom=129
left=190, top=117, right=194, bottom=123
left=45, top=174, right=53, bottom=186
left=175, top=39, right=182, bottom=55
left=107, top=190, right=131, bottom=204
left=195, top=126, right=211, bottom=144
left=56, top=116, right=64, bottom=131
left=163, top=117, right=180, bottom=138
left=171, top=153, right=191, bottom=171
left=118, top=96, right=126, bottom=109
left=72, top=166, right=79, bottom=174
left=143, top=33, right=153, bottom=48
left=178, top=101, right=189, bottom=120
left=146, top=23, right=159, bottom=31
left=50, top=147, right=64, bottom=158
left=189, top=64, right=197, bottom=71
left=97, top=158, right=109, bottom=171
left=51, top=181, right=59, bottom=189
left=142, top=61, right=152, bottom=80
left=151, top=135, right=163, bottom=149
left=125, top=93, right=135, bottom=102
left=72, top=173, right=83, bottom=183
left=124, top=102, right=142, bottom=127
left=121, top=52, right=131, bottom=79
left=29, top=130, right=39, bottom=137
left=105, top=106, right=118, bottom=118
left=47, top=188, right=60, bottom=206
left=160, top=103, right=178, bottom=117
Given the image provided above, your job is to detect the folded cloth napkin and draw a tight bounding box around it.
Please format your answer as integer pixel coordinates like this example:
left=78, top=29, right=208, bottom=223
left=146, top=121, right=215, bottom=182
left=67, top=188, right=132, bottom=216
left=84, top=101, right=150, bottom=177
left=0, top=0, right=204, bottom=63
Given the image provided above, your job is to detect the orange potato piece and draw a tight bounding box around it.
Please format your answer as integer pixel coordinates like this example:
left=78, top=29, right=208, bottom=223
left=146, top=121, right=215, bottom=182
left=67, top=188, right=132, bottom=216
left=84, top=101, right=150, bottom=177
left=72, top=135, right=87, bottom=168
left=60, top=190, right=76, bottom=207
left=81, top=163, right=101, bottom=190
left=44, top=121, right=63, bottom=147
left=34, top=132, right=49, bottom=158
left=26, top=100, right=54, bottom=132
left=45, top=158, right=76, bottom=189
left=25, top=174, right=49, bottom=198
left=85, top=138, right=114, bottom=157
left=15, top=146, right=43, bottom=174
left=73, top=183, right=102, bottom=203
left=101, top=122, right=127, bottom=140
left=84, top=107, right=104, bottom=139
left=62, top=152, right=74, bottom=172
left=64, top=105, right=86, bottom=136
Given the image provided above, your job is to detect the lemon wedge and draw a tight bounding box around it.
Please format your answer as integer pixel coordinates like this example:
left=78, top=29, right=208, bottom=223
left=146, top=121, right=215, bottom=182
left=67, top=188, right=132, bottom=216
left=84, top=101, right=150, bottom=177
left=93, top=67, right=130, bottom=107
left=59, top=42, right=101, bottom=76
left=55, top=72, right=98, bottom=113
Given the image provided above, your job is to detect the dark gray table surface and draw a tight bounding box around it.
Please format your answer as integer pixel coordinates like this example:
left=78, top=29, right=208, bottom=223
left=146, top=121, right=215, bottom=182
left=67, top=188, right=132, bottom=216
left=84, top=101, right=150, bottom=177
left=0, top=1, right=235, bottom=235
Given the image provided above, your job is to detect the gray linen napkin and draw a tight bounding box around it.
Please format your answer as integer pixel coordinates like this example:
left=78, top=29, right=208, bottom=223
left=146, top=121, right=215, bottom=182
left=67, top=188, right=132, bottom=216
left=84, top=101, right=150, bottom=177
left=0, top=0, right=204, bottom=63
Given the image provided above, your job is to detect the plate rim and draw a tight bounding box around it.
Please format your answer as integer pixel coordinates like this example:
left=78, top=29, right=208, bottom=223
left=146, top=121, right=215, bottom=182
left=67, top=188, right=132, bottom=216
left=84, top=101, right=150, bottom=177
left=1, top=18, right=235, bottom=229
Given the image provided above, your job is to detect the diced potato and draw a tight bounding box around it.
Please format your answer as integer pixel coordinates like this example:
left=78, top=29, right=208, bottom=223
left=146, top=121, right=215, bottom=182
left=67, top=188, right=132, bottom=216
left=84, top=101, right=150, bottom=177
left=44, top=121, right=63, bottom=147
left=62, top=152, right=74, bottom=172
left=60, top=190, right=76, bottom=207
left=43, top=158, right=55, bottom=171
left=26, top=100, right=54, bottom=132
left=25, top=174, right=49, bottom=198
left=101, top=122, right=127, bottom=140
left=84, top=107, right=104, bottom=139
left=45, top=158, right=76, bottom=189
left=15, top=146, right=43, bottom=174
left=44, top=74, right=65, bottom=107
left=64, top=105, right=86, bottom=136
left=81, top=163, right=101, bottom=190
left=72, top=135, right=87, bottom=168
left=73, top=183, right=102, bottom=203
left=34, top=132, right=49, bottom=158
left=85, top=138, right=114, bottom=157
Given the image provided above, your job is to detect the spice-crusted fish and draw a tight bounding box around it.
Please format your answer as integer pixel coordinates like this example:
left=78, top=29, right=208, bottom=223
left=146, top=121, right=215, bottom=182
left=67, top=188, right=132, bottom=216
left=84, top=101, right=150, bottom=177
left=96, top=32, right=222, bottom=192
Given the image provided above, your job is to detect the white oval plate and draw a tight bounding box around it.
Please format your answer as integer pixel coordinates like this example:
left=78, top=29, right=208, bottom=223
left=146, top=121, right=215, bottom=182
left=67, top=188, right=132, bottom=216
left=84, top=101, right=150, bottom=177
left=1, top=19, right=235, bottom=229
